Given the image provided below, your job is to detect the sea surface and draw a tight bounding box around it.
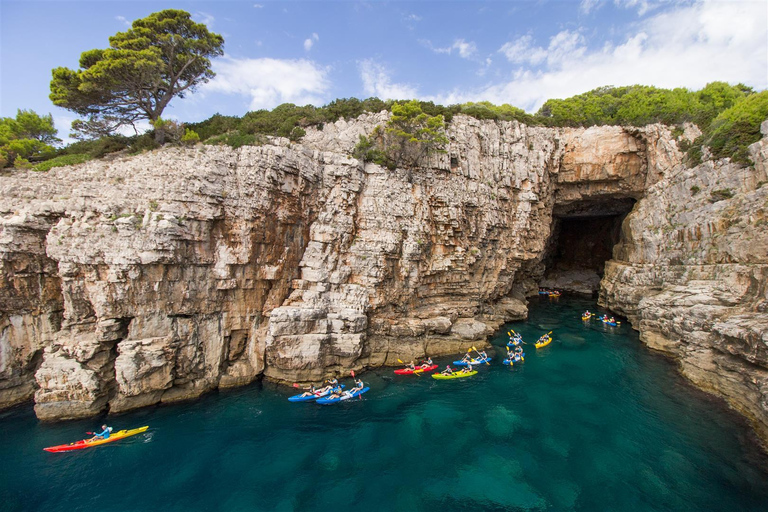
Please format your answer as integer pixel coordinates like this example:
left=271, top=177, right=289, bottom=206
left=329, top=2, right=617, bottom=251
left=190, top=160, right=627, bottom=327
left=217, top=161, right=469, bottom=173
left=2, top=297, right=768, bottom=511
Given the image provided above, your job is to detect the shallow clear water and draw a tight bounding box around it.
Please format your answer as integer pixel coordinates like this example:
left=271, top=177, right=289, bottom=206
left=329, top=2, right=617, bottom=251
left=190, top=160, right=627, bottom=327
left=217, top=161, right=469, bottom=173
left=2, top=297, right=768, bottom=511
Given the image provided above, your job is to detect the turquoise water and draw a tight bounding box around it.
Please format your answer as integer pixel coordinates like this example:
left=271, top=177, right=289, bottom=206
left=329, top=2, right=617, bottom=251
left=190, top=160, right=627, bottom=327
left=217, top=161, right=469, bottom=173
left=2, top=297, right=768, bottom=511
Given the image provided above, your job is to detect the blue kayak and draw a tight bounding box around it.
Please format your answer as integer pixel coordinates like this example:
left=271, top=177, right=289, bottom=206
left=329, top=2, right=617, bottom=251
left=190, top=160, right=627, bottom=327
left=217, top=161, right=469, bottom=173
left=316, top=387, right=370, bottom=404
left=453, top=357, right=491, bottom=366
left=288, top=385, right=344, bottom=402
left=503, top=353, right=525, bottom=365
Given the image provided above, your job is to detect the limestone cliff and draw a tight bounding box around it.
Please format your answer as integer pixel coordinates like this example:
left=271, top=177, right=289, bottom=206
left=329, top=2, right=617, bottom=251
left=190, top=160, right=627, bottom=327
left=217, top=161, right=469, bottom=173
left=600, top=121, right=768, bottom=444
left=0, top=113, right=719, bottom=426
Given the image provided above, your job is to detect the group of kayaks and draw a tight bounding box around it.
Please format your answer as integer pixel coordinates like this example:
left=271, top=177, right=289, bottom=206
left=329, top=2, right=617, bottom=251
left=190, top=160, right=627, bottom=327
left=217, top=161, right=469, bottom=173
left=45, top=305, right=625, bottom=454
left=288, top=375, right=369, bottom=404
left=538, top=288, right=561, bottom=297
left=582, top=311, right=621, bottom=327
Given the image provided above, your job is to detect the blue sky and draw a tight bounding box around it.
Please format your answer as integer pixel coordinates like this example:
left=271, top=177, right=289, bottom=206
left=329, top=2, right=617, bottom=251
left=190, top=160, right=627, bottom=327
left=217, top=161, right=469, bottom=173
left=1, top=0, right=766, bottom=140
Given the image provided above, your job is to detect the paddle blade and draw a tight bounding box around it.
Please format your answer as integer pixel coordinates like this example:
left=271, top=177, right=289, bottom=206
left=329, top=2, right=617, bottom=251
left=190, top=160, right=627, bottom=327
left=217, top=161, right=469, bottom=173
left=292, top=383, right=300, bottom=388
left=351, top=370, right=355, bottom=378
left=397, top=359, right=404, bottom=364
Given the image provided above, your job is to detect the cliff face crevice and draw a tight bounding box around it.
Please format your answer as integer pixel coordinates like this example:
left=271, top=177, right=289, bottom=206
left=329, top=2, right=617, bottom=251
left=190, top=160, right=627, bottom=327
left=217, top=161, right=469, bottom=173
left=1, top=114, right=729, bottom=426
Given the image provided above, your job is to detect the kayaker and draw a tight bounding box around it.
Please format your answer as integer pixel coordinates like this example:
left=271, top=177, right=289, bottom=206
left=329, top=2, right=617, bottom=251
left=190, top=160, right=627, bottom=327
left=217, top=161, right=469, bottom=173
left=351, top=378, right=364, bottom=393
left=89, top=424, right=112, bottom=441
left=460, top=353, right=472, bottom=363
left=299, top=385, right=317, bottom=397
left=327, top=385, right=344, bottom=399
left=326, top=377, right=339, bottom=387
left=441, top=365, right=454, bottom=375
left=407, top=360, right=416, bottom=370
left=460, top=363, right=473, bottom=374
left=477, top=350, right=488, bottom=361
left=420, top=357, right=433, bottom=368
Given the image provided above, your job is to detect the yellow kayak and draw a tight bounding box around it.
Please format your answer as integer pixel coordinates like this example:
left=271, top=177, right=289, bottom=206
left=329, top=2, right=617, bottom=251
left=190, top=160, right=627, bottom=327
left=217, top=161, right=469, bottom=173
left=44, top=426, right=149, bottom=452
left=535, top=336, right=552, bottom=348
left=432, top=371, right=478, bottom=380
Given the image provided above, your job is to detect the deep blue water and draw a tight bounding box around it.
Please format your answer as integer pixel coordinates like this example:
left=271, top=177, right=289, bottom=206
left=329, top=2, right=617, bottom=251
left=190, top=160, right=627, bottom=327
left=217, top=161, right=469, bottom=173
left=2, top=297, right=768, bottom=511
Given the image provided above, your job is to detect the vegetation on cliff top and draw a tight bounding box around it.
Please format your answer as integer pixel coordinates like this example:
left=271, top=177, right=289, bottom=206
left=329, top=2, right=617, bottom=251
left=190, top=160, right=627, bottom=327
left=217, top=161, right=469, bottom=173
left=5, top=83, right=767, bottom=172
left=50, top=9, right=224, bottom=144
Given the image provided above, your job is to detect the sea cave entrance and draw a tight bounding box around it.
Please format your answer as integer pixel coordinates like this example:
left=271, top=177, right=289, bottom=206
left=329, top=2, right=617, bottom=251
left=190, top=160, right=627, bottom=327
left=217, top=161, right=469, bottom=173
left=540, top=198, right=636, bottom=296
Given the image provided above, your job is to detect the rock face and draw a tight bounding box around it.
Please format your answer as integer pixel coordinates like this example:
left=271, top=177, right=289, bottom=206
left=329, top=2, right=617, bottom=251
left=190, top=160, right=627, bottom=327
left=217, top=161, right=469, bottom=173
left=3, top=113, right=753, bottom=434
left=600, top=120, right=768, bottom=444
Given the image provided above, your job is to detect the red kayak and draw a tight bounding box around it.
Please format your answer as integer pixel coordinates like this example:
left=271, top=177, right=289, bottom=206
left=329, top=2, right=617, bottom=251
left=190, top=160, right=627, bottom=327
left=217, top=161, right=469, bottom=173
left=394, top=364, right=438, bottom=375
left=43, top=426, right=148, bottom=453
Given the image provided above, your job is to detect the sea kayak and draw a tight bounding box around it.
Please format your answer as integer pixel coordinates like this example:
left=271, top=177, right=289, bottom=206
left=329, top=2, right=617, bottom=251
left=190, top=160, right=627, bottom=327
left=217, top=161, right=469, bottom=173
left=453, top=357, right=491, bottom=366
left=432, top=371, right=478, bottom=380
left=582, top=314, right=592, bottom=321
left=316, top=387, right=370, bottom=404
left=43, top=426, right=149, bottom=453
left=394, top=364, right=438, bottom=375
left=535, top=336, right=552, bottom=348
left=503, top=353, right=525, bottom=365
left=288, top=385, right=344, bottom=402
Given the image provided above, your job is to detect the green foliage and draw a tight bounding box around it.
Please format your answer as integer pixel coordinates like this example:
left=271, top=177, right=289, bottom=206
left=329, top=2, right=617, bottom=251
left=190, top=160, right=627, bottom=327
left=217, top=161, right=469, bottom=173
left=353, top=135, right=391, bottom=168
left=185, top=114, right=239, bottom=141
left=459, top=101, right=538, bottom=124
left=536, top=83, right=750, bottom=128
left=181, top=128, right=200, bottom=145
left=690, top=185, right=701, bottom=195
left=204, top=130, right=260, bottom=149
left=60, top=135, right=129, bottom=159
left=289, top=126, right=306, bottom=142
left=32, top=153, right=93, bottom=172
left=70, top=116, right=122, bottom=141
left=359, top=100, right=448, bottom=170
left=0, top=109, right=59, bottom=167
left=151, top=118, right=185, bottom=144
left=50, top=9, right=224, bottom=141
left=700, top=91, right=768, bottom=164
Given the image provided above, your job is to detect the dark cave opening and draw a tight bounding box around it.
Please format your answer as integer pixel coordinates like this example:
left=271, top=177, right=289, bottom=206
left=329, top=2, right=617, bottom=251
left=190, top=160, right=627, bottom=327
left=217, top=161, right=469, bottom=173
left=540, top=199, right=636, bottom=295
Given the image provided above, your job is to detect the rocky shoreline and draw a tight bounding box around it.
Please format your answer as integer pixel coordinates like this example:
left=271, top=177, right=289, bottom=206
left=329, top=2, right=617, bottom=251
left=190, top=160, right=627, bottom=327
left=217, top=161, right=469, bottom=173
left=2, top=114, right=766, bottom=448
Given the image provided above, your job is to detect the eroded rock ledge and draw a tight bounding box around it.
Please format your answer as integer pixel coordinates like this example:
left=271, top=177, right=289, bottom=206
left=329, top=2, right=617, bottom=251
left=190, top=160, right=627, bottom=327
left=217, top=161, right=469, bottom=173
left=0, top=113, right=723, bottom=425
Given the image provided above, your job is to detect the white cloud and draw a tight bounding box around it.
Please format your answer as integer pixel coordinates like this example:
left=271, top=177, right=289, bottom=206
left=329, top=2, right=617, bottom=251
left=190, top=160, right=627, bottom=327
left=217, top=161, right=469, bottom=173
left=581, top=0, right=666, bottom=16
left=304, top=33, right=319, bottom=52
left=115, top=15, right=131, bottom=27
left=424, top=38, right=478, bottom=59
left=359, top=60, right=418, bottom=100
left=204, top=56, right=331, bottom=110
left=499, top=30, right=585, bottom=67
left=447, top=1, right=768, bottom=112
left=194, top=12, right=215, bottom=29
left=253, top=3, right=264, bottom=8
left=498, top=35, right=547, bottom=65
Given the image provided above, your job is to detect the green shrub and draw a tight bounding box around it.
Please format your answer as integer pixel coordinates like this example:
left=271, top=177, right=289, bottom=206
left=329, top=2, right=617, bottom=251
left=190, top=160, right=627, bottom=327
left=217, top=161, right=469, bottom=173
left=289, top=126, right=306, bottom=142
left=700, top=91, right=768, bottom=164
left=204, top=130, right=259, bottom=149
left=690, top=185, right=701, bottom=195
left=33, top=153, right=93, bottom=172
left=181, top=128, right=200, bottom=145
